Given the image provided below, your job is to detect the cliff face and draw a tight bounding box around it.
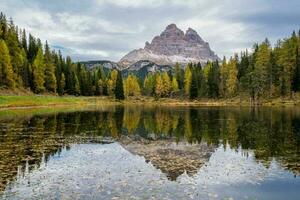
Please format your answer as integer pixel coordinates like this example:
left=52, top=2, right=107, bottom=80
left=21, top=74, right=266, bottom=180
left=119, top=24, right=219, bottom=68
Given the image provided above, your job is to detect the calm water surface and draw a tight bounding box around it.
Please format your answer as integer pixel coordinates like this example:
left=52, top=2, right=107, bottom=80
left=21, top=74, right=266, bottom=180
left=0, top=106, right=299, bottom=199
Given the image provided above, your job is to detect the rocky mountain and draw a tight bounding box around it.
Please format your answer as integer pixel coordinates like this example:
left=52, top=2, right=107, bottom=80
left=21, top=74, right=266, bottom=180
left=80, top=60, right=120, bottom=70
left=119, top=24, right=219, bottom=68
left=122, top=60, right=173, bottom=79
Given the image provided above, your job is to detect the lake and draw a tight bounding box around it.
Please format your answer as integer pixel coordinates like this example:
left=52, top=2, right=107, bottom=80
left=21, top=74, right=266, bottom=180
left=0, top=105, right=299, bottom=199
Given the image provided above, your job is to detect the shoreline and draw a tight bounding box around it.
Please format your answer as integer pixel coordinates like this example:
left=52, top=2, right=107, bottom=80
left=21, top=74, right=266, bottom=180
left=0, top=95, right=299, bottom=110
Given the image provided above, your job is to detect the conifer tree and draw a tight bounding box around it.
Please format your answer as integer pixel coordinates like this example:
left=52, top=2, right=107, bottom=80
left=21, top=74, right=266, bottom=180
left=115, top=70, right=124, bottom=100
left=171, top=77, right=179, bottom=96
left=253, top=39, right=271, bottom=99
left=189, top=67, right=198, bottom=99
left=226, top=57, right=238, bottom=97
left=124, top=74, right=141, bottom=96
left=143, top=73, right=155, bottom=96
left=174, top=62, right=183, bottom=89
left=161, top=72, right=171, bottom=97
left=0, top=40, right=15, bottom=88
left=32, top=47, right=45, bottom=93
left=155, top=74, right=164, bottom=98
left=60, top=72, right=66, bottom=95
left=44, top=41, right=57, bottom=92
left=292, top=47, right=300, bottom=92
left=6, top=20, right=25, bottom=86
left=184, top=64, right=192, bottom=97
left=219, top=56, right=228, bottom=97
left=207, top=61, right=220, bottom=98
left=107, top=69, right=118, bottom=96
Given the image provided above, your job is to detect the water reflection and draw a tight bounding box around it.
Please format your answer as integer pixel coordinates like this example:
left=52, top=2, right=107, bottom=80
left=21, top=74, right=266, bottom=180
left=0, top=106, right=300, bottom=194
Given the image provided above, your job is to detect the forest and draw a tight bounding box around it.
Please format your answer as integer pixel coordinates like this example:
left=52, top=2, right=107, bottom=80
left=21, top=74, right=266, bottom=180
left=1, top=12, right=300, bottom=102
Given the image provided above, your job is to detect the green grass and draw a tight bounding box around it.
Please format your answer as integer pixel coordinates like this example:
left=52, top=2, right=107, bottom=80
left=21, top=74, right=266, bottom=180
left=0, top=95, right=299, bottom=110
left=0, top=95, right=120, bottom=109
left=0, top=95, right=82, bottom=108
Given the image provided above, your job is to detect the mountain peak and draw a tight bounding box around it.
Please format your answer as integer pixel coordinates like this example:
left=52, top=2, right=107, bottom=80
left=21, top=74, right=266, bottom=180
left=165, top=23, right=178, bottom=30
left=160, top=23, right=184, bottom=39
left=119, top=24, right=219, bottom=68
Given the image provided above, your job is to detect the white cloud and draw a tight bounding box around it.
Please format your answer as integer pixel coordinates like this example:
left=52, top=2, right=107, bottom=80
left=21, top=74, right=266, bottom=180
left=0, top=0, right=299, bottom=61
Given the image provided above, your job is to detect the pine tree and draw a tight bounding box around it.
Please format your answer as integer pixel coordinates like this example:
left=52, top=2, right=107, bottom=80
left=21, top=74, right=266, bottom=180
left=0, top=40, right=15, bottom=88
left=0, top=13, right=8, bottom=39
left=32, top=47, right=45, bottom=93
left=21, top=29, right=27, bottom=52
left=174, top=62, right=183, bottom=89
left=292, top=47, right=300, bottom=92
left=44, top=41, right=57, bottom=92
left=28, top=34, right=37, bottom=63
left=115, top=70, right=124, bottom=100
left=59, top=72, right=65, bottom=95
left=74, top=73, right=80, bottom=95
left=195, top=66, right=206, bottom=98
left=207, top=61, right=220, bottom=98
left=189, top=67, right=198, bottom=99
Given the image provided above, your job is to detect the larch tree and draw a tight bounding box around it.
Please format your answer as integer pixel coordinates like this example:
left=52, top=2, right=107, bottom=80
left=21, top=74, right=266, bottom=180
left=184, top=64, right=192, bottom=97
left=226, top=57, right=238, bottom=97
left=107, top=69, right=118, bottom=96
left=219, top=56, right=228, bottom=97
left=155, top=74, right=164, bottom=98
left=32, top=47, right=45, bottom=93
left=143, top=73, right=155, bottom=96
left=0, top=39, right=15, bottom=88
left=253, top=39, right=271, bottom=99
left=171, top=77, right=179, bottom=96
left=161, top=72, right=171, bottom=97
left=124, top=74, right=141, bottom=97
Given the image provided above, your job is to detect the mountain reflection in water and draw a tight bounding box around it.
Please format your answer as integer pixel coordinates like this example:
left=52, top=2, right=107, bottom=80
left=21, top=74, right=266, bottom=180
left=0, top=106, right=300, bottom=199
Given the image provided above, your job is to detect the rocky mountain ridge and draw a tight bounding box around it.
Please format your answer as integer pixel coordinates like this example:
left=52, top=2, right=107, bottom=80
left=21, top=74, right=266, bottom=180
left=119, top=24, right=219, bottom=68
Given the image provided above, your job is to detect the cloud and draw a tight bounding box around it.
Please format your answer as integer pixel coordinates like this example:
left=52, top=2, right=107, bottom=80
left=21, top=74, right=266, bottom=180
left=0, top=0, right=299, bottom=61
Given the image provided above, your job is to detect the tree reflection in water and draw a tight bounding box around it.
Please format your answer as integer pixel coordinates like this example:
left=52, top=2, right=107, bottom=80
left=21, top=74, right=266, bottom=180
left=0, top=106, right=300, bottom=191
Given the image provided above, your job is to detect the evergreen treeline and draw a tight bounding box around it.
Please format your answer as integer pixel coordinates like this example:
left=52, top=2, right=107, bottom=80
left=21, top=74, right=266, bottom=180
left=1, top=12, right=300, bottom=102
left=0, top=12, right=124, bottom=98
left=142, top=31, right=300, bottom=102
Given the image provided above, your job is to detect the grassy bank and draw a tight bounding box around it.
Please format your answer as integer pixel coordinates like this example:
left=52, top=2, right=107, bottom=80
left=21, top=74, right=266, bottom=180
left=0, top=95, right=121, bottom=109
left=0, top=95, right=299, bottom=109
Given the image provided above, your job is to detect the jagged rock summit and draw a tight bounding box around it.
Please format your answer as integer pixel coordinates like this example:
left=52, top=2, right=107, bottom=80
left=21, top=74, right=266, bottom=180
left=119, top=24, right=219, bottom=68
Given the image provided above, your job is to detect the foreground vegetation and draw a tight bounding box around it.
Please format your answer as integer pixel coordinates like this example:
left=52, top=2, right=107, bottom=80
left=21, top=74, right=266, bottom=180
left=0, top=12, right=300, bottom=104
left=1, top=95, right=300, bottom=109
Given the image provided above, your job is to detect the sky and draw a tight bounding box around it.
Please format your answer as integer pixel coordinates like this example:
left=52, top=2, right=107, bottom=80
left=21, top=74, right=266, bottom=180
left=0, top=0, right=299, bottom=61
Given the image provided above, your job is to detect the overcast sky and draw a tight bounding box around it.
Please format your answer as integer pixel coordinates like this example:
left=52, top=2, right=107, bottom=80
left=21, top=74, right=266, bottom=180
left=1, top=0, right=299, bottom=61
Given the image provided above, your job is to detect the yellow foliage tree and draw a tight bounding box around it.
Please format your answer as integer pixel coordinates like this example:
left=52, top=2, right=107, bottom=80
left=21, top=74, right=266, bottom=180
left=226, top=57, right=238, bottom=97
left=124, top=74, right=141, bottom=97
left=107, top=69, right=118, bottom=96
left=184, top=64, right=192, bottom=97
